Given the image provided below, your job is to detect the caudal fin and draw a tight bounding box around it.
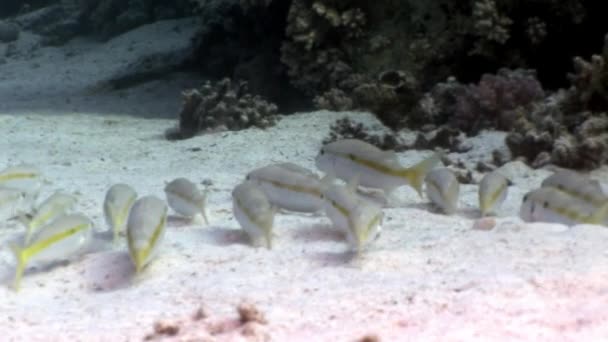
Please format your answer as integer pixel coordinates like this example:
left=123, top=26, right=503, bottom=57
left=10, top=244, right=27, bottom=291
left=401, top=152, right=443, bottom=197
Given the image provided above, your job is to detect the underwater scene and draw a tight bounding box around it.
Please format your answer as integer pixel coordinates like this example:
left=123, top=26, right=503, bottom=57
left=1, top=0, right=608, bottom=340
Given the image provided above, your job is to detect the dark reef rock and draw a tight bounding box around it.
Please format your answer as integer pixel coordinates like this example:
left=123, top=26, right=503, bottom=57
left=165, top=78, right=279, bottom=140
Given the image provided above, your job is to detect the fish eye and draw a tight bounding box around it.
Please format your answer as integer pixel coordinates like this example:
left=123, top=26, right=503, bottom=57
left=542, top=201, right=549, bottom=208
left=348, top=154, right=355, bottom=160
left=523, top=194, right=529, bottom=202
left=320, top=148, right=325, bottom=155
left=245, top=175, right=250, bottom=180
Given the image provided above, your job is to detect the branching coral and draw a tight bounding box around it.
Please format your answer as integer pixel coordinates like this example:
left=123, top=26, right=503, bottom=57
left=165, top=78, right=279, bottom=140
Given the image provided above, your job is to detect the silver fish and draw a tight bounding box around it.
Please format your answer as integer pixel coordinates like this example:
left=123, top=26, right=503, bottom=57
left=520, top=187, right=608, bottom=226
left=478, top=171, right=511, bottom=217
left=164, top=177, right=208, bottom=224
left=232, top=181, right=277, bottom=249
left=425, top=168, right=459, bottom=215
left=24, top=192, right=77, bottom=244
left=246, top=162, right=324, bottom=213
left=104, top=183, right=138, bottom=244
left=541, top=170, right=607, bottom=207
left=315, top=139, right=441, bottom=197
left=127, top=195, right=168, bottom=273
left=11, top=213, right=93, bottom=290
left=321, top=178, right=383, bottom=253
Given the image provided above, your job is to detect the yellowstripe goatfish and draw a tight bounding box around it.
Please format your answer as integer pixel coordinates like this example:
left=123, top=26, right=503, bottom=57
left=127, top=195, right=168, bottom=273
left=321, top=178, right=383, bottom=253
left=0, top=165, right=42, bottom=211
left=23, top=192, right=77, bottom=244
left=520, top=187, right=608, bottom=226
left=11, top=213, right=93, bottom=291
left=232, top=181, right=277, bottom=249
left=246, top=162, right=324, bottom=213
left=478, top=171, right=511, bottom=217
left=164, top=177, right=209, bottom=224
left=104, top=183, right=137, bottom=244
left=425, top=168, right=459, bottom=215
left=541, top=170, right=607, bottom=207
left=315, top=139, right=441, bottom=197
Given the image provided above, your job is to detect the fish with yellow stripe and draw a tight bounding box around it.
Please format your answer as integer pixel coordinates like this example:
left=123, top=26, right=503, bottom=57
left=0, top=165, right=43, bottom=211
left=315, top=139, right=441, bottom=198
left=246, top=162, right=324, bottom=213
left=519, top=187, right=608, bottom=226
left=104, top=183, right=137, bottom=244
left=22, top=191, right=77, bottom=244
left=425, top=168, right=459, bottom=215
left=541, top=170, right=607, bottom=207
left=127, top=195, right=168, bottom=273
left=478, top=171, right=511, bottom=217
left=321, top=177, right=383, bottom=253
left=232, top=181, right=277, bottom=249
left=10, top=213, right=93, bottom=291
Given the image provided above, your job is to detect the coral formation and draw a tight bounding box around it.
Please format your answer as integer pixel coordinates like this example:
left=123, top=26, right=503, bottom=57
left=505, top=34, right=608, bottom=169
left=165, top=78, right=279, bottom=140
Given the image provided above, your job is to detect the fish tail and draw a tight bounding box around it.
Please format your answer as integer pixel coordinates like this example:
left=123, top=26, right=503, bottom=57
left=10, top=244, right=27, bottom=291
left=399, top=152, right=442, bottom=197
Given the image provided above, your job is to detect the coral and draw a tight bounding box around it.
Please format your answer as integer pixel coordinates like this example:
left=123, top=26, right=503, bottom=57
left=470, top=0, right=512, bottom=55
left=452, top=68, right=545, bottom=134
left=166, top=78, right=279, bottom=140
left=504, top=34, right=608, bottom=170
left=566, top=33, right=608, bottom=112
left=410, top=69, right=544, bottom=134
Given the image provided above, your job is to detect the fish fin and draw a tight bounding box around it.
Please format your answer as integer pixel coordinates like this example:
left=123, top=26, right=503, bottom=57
left=400, top=152, right=442, bottom=198
left=10, top=244, right=27, bottom=291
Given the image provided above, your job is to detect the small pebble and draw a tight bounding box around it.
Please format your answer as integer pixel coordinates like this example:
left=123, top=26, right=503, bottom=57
left=472, top=217, right=497, bottom=231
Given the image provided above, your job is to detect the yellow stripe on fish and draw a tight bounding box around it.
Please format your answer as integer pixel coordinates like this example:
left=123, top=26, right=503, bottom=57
left=478, top=171, right=510, bottom=217
left=11, top=214, right=92, bottom=291
left=232, top=181, right=276, bottom=249
left=520, top=187, right=608, bottom=226
left=127, top=196, right=168, bottom=274
left=316, top=139, right=441, bottom=197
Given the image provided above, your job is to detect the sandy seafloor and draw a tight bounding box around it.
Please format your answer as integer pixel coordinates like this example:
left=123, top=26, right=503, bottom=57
left=1, top=18, right=608, bottom=342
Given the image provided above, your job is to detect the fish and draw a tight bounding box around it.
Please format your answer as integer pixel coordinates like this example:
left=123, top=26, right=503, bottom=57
left=0, top=187, right=27, bottom=221
left=127, top=195, right=168, bottom=273
left=321, top=177, right=383, bottom=253
left=478, top=171, right=511, bottom=217
left=0, top=165, right=42, bottom=211
left=425, top=168, right=459, bottom=215
left=23, top=192, right=77, bottom=244
left=520, top=187, right=608, bottom=226
left=541, top=170, right=607, bottom=207
left=232, top=181, right=277, bottom=249
left=164, top=177, right=208, bottom=224
left=246, top=162, right=324, bottom=213
left=104, top=183, right=138, bottom=244
left=10, top=213, right=93, bottom=291
left=315, top=139, right=441, bottom=197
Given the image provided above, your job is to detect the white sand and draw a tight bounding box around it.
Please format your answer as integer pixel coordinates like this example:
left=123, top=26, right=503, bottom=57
left=1, top=17, right=608, bottom=342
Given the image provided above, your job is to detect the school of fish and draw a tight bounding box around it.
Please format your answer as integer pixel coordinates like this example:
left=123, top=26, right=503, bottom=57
left=0, top=138, right=606, bottom=291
